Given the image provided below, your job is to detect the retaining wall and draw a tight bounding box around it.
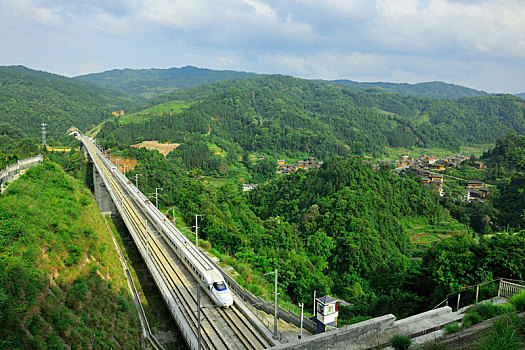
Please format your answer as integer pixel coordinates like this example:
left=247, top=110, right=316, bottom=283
left=271, top=314, right=396, bottom=350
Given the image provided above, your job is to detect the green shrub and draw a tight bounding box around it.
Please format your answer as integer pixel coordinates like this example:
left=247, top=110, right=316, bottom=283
left=468, top=302, right=506, bottom=320
left=476, top=314, right=524, bottom=350
left=390, top=334, right=412, bottom=350
left=443, top=321, right=460, bottom=334
left=462, top=312, right=484, bottom=327
left=510, top=290, right=525, bottom=312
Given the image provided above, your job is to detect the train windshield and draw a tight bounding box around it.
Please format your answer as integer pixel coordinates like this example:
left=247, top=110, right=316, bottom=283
left=213, top=281, right=227, bottom=291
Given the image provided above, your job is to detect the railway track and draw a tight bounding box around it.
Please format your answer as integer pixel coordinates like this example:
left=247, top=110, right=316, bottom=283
left=83, top=138, right=272, bottom=350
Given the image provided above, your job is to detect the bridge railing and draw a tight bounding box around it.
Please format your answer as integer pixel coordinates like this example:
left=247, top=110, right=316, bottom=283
left=432, top=278, right=525, bottom=311
left=498, top=279, right=525, bottom=299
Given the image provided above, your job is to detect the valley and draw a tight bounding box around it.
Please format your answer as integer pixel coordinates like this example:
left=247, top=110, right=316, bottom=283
left=1, top=65, right=524, bottom=349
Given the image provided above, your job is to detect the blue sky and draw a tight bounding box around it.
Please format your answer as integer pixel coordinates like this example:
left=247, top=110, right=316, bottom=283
left=1, top=0, right=524, bottom=93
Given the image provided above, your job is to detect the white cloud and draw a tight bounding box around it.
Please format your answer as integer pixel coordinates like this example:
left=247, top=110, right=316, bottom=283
left=0, top=0, right=524, bottom=92
left=4, top=0, right=64, bottom=26
left=371, top=0, right=525, bottom=59
left=243, top=0, right=275, bottom=18
left=91, top=12, right=133, bottom=35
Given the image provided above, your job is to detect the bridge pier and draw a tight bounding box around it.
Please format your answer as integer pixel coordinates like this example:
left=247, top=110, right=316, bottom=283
left=83, top=155, right=117, bottom=216
left=82, top=143, right=118, bottom=216
left=93, top=165, right=118, bottom=216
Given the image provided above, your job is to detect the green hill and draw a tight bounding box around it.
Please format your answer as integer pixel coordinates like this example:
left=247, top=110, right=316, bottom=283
left=0, top=162, right=141, bottom=348
left=0, top=66, right=137, bottom=143
left=76, top=65, right=256, bottom=99
left=328, top=80, right=489, bottom=99
left=98, top=75, right=525, bottom=167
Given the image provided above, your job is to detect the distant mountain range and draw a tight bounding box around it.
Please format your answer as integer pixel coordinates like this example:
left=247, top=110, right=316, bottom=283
left=327, top=80, right=489, bottom=99
left=516, top=92, right=525, bottom=99
left=76, top=66, right=256, bottom=99
left=77, top=65, right=498, bottom=100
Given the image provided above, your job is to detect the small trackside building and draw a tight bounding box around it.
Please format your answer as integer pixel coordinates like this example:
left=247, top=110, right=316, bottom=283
left=315, top=295, right=339, bottom=333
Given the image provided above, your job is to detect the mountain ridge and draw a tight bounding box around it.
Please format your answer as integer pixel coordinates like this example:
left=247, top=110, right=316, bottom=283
left=75, top=65, right=257, bottom=98
left=326, top=79, right=489, bottom=99
left=77, top=65, right=494, bottom=100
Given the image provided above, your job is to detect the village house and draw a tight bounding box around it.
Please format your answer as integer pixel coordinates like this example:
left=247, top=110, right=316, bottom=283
left=473, top=161, right=486, bottom=169
left=465, top=180, right=484, bottom=189
left=276, top=158, right=323, bottom=174
left=242, top=183, right=257, bottom=191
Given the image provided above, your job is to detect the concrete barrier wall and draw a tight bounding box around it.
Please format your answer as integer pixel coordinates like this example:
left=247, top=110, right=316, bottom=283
left=393, top=306, right=452, bottom=327
left=271, top=314, right=396, bottom=350
left=0, top=155, right=43, bottom=185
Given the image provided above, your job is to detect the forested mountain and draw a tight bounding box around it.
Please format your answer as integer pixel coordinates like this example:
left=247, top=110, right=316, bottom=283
left=77, top=64, right=491, bottom=100
left=76, top=65, right=256, bottom=98
left=99, top=75, right=525, bottom=168
left=0, top=66, right=136, bottom=142
left=328, top=80, right=488, bottom=99
left=0, top=162, right=141, bottom=348
left=479, top=133, right=525, bottom=229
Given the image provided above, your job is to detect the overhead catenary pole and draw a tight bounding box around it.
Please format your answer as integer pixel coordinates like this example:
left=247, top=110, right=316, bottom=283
left=274, top=270, right=278, bottom=339
left=265, top=270, right=279, bottom=339
left=313, top=290, right=316, bottom=315
left=195, top=214, right=204, bottom=247
left=299, top=303, right=304, bottom=339
left=155, top=187, right=163, bottom=208
left=135, top=174, right=141, bottom=188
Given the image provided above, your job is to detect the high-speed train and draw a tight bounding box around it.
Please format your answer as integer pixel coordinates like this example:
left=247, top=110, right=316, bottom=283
left=163, top=227, right=234, bottom=308
left=81, top=135, right=233, bottom=308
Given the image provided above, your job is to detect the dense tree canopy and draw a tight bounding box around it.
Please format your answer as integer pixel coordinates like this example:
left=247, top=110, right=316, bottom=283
left=99, top=75, right=525, bottom=165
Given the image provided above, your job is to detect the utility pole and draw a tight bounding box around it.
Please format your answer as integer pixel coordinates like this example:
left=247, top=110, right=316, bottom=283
left=264, top=270, right=279, bottom=339
left=155, top=188, right=163, bottom=209
left=298, top=303, right=304, bottom=339
left=195, top=214, right=204, bottom=247
left=135, top=174, right=141, bottom=188
left=313, top=290, right=316, bottom=315
left=41, top=123, right=47, bottom=146
left=123, top=164, right=126, bottom=173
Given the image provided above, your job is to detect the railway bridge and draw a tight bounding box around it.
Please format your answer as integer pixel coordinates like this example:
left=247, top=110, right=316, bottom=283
left=80, top=136, right=281, bottom=350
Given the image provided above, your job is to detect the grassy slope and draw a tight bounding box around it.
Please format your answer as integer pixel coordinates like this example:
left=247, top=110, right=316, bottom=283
left=0, top=162, right=142, bottom=349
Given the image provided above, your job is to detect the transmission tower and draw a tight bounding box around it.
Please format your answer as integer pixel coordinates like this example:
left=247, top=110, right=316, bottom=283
left=41, top=123, right=47, bottom=146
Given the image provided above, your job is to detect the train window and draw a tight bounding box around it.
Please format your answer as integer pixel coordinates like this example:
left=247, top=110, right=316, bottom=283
left=213, top=282, right=227, bottom=291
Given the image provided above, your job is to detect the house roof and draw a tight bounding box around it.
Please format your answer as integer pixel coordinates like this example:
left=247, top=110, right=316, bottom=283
left=317, top=295, right=337, bottom=305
